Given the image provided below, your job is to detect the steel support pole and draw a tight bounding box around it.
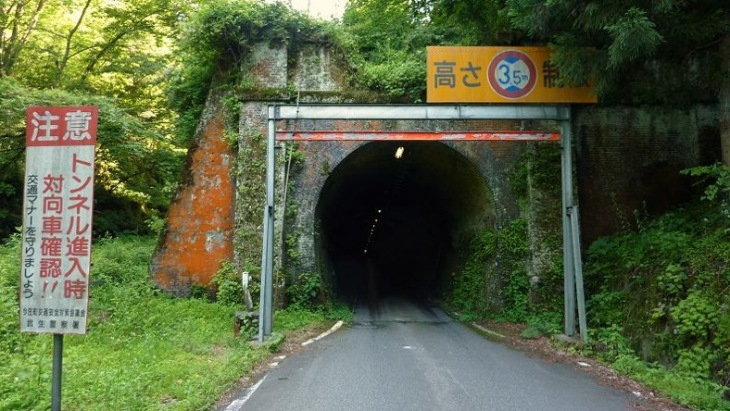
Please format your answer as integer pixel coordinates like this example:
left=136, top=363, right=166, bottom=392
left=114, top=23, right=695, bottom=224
left=258, top=105, right=276, bottom=342
left=257, top=200, right=269, bottom=343
left=561, top=115, right=576, bottom=336
left=570, top=205, right=588, bottom=342
left=51, top=333, right=63, bottom=411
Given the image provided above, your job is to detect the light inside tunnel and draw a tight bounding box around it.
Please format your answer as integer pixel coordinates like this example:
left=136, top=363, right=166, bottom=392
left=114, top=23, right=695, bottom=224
left=395, top=146, right=404, bottom=159
left=315, top=141, right=494, bottom=304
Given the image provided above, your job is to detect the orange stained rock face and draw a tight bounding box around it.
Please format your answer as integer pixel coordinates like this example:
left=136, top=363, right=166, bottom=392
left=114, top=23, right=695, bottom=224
left=152, top=114, right=234, bottom=291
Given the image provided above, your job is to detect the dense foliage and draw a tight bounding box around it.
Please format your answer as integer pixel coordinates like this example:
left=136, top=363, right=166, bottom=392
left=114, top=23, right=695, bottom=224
left=501, top=0, right=729, bottom=104
left=0, top=78, right=183, bottom=237
left=0, top=0, right=189, bottom=237
left=444, top=143, right=564, bottom=332
left=339, top=0, right=434, bottom=101
left=583, top=200, right=730, bottom=409
left=0, top=235, right=337, bottom=410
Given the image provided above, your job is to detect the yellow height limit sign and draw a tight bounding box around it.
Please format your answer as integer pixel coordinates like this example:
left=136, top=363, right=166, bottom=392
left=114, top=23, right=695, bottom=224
left=427, top=46, right=597, bottom=104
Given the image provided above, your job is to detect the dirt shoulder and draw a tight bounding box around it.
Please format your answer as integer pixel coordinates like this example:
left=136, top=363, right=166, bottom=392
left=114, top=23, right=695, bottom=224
left=473, top=321, right=692, bottom=411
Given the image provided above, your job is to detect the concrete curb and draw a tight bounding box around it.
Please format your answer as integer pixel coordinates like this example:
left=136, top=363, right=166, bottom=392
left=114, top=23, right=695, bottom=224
left=302, top=320, right=344, bottom=346
left=470, top=322, right=506, bottom=339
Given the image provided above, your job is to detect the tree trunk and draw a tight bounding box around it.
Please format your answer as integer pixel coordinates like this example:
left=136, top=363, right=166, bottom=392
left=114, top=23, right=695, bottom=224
left=721, top=33, right=730, bottom=166
left=53, top=0, right=92, bottom=87
left=1, top=0, right=48, bottom=76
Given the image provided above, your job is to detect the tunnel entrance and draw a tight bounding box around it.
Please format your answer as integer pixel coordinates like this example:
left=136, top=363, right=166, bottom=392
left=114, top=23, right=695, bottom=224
left=316, top=141, right=493, bottom=303
left=258, top=104, right=585, bottom=343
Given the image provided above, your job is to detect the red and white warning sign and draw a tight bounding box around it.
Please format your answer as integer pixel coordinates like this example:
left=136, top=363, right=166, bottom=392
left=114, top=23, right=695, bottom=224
left=20, top=106, right=97, bottom=335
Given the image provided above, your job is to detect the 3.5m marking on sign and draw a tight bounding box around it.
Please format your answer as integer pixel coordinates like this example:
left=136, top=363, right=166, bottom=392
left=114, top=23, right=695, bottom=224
left=487, top=50, right=537, bottom=99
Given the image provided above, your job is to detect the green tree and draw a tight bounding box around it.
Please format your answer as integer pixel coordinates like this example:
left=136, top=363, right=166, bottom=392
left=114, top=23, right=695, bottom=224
left=0, top=0, right=49, bottom=76
left=428, top=0, right=514, bottom=45
left=0, top=77, right=183, bottom=237
left=341, top=0, right=435, bottom=101
left=502, top=0, right=728, bottom=104
left=0, top=0, right=192, bottom=237
left=10, top=0, right=187, bottom=133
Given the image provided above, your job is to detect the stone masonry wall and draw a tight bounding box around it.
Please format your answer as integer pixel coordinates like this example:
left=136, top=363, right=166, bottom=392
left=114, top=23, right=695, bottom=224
left=574, top=105, right=721, bottom=244
left=151, top=95, right=235, bottom=294
left=232, top=42, right=346, bottom=288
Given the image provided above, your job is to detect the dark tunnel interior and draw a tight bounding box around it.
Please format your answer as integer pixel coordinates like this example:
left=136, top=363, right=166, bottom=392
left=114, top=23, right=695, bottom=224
left=316, top=141, right=494, bottom=304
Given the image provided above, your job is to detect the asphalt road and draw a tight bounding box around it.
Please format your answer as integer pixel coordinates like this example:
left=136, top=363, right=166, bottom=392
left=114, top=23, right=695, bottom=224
left=226, top=297, right=635, bottom=411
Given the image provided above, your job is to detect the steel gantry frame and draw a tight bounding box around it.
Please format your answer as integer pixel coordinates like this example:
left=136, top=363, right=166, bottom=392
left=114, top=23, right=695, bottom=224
left=258, top=104, right=587, bottom=342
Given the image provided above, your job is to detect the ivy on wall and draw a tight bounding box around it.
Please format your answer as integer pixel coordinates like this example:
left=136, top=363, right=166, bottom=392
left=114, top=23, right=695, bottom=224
left=444, top=142, right=564, bottom=329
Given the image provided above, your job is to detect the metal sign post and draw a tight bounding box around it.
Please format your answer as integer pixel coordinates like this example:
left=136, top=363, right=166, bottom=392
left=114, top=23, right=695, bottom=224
left=259, top=104, right=587, bottom=342
left=51, top=334, right=63, bottom=410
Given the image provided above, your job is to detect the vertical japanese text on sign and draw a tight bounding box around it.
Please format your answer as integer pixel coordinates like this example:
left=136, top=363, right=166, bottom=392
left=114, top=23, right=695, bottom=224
left=21, top=106, right=97, bottom=335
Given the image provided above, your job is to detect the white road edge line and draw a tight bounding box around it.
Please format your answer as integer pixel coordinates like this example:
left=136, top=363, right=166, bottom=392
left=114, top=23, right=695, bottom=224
left=224, top=375, right=267, bottom=411
left=471, top=322, right=506, bottom=339
left=225, top=320, right=345, bottom=409
left=302, top=320, right=344, bottom=346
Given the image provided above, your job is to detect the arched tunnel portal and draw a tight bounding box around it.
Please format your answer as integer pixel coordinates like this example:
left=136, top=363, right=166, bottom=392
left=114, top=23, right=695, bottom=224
left=315, top=141, right=496, bottom=304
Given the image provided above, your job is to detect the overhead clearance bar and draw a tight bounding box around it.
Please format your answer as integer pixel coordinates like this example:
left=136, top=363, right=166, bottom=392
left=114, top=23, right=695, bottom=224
left=276, top=131, right=560, bottom=141
left=275, top=104, right=568, bottom=120
left=259, top=104, right=587, bottom=343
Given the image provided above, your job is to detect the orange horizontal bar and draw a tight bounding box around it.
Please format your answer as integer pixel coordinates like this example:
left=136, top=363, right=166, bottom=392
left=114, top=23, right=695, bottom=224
left=276, top=131, right=560, bottom=142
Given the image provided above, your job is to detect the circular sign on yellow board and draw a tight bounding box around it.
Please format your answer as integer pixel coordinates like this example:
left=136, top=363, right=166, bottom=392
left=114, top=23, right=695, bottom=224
left=487, top=50, right=537, bottom=99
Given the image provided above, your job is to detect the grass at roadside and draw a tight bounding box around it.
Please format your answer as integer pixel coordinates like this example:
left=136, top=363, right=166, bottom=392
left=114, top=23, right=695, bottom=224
left=609, top=353, right=730, bottom=411
left=0, top=235, right=338, bottom=411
